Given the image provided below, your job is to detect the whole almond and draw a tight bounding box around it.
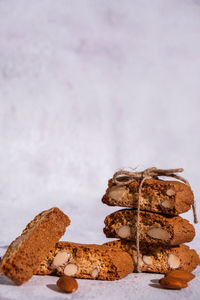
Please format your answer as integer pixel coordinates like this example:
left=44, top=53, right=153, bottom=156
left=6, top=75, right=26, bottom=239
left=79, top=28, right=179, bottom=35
left=165, top=270, right=195, bottom=282
left=159, top=277, right=188, bottom=289
left=56, top=275, right=78, bottom=293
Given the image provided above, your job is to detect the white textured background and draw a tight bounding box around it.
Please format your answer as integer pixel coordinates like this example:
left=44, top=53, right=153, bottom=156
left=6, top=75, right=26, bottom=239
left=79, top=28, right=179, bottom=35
left=0, top=0, right=200, bottom=299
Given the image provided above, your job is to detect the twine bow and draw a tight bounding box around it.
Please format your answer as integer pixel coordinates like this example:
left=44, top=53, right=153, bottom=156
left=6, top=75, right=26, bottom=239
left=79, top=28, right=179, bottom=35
left=112, top=167, right=198, bottom=272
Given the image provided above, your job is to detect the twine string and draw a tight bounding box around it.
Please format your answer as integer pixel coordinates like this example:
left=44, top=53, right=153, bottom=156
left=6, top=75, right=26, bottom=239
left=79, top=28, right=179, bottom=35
left=112, top=167, right=198, bottom=272
left=136, top=176, right=146, bottom=272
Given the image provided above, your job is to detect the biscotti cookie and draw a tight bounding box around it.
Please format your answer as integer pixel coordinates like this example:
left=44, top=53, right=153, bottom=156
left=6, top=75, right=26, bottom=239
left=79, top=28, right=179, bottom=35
left=102, top=178, right=194, bottom=215
left=1, top=207, right=70, bottom=285
left=103, top=209, right=195, bottom=246
left=36, top=241, right=134, bottom=280
left=104, top=240, right=200, bottom=274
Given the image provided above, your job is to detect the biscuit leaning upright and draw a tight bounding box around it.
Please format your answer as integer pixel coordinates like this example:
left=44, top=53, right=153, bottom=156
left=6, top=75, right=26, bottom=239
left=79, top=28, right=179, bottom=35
left=1, top=207, right=70, bottom=285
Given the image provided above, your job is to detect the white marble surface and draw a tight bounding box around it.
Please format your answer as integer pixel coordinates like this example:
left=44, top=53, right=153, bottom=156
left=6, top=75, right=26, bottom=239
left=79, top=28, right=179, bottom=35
left=0, top=270, right=200, bottom=300
left=0, top=0, right=200, bottom=299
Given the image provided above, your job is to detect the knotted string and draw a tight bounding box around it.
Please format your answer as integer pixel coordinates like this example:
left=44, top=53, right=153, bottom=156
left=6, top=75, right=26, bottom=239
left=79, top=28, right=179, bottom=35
left=112, top=167, right=198, bottom=272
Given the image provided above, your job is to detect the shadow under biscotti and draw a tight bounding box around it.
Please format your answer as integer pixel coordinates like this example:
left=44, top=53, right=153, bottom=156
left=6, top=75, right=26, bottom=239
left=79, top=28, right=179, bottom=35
left=149, top=283, right=164, bottom=289
left=0, top=274, right=16, bottom=286
left=46, top=284, right=66, bottom=294
left=151, top=279, right=159, bottom=284
left=149, top=279, right=164, bottom=289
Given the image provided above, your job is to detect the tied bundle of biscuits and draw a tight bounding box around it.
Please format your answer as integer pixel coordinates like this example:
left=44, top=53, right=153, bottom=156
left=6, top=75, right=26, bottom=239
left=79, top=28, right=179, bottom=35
left=102, top=167, right=200, bottom=274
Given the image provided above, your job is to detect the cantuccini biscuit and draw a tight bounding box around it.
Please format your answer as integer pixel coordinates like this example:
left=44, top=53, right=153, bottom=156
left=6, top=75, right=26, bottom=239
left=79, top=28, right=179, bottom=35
left=1, top=207, right=70, bottom=285
left=102, top=178, right=194, bottom=215
left=104, top=240, right=200, bottom=274
left=36, top=241, right=134, bottom=280
left=103, top=209, right=195, bottom=246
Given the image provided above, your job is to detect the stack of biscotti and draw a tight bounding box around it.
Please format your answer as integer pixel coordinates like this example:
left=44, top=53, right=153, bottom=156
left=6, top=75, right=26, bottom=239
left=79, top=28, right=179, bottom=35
left=102, top=177, right=200, bottom=273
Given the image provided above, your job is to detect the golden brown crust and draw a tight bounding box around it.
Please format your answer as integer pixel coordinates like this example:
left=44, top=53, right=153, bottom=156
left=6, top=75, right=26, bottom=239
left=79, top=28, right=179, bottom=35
left=36, top=241, right=134, bottom=280
left=1, top=207, right=70, bottom=285
left=102, top=178, right=194, bottom=215
left=104, top=240, right=200, bottom=274
left=103, top=209, right=195, bottom=246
